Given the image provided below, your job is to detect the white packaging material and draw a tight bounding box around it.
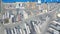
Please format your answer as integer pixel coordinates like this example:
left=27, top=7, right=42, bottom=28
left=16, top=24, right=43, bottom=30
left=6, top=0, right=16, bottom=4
left=16, top=16, right=18, bottom=22
left=24, top=23, right=26, bottom=29
left=34, top=24, right=41, bottom=34
left=11, top=29, right=14, bottom=34
left=9, top=18, right=12, bottom=23
left=6, top=12, right=9, bottom=18
left=20, top=29, right=22, bottom=34
left=24, top=23, right=30, bottom=34
left=2, top=15, right=5, bottom=19
left=49, top=28, right=54, bottom=32
left=32, top=21, right=35, bottom=25
left=14, top=28, right=17, bottom=34
left=43, top=10, right=47, bottom=13
left=53, top=21, right=60, bottom=25
left=4, top=12, right=7, bottom=19
left=4, top=29, right=7, bottom=34
left=16, top=29, right=19, bottom=34
left=9, top=15, right=14, bottom=23
left=26, top=26, right=31, bottom=34
left=38, top=23, right=41, bottom=32
left=54, top=30, right=59, bottom=34
left=57, top=13, right=60, bottom=17
left=23, top=11, right=28, bottom=19
left=10, top=15, right=14, bottom=18
left=16, top=2, right=20, bottom=8
left=20, top=3, right=22, bottom=7
left=22, top=29, right=26, bottom=34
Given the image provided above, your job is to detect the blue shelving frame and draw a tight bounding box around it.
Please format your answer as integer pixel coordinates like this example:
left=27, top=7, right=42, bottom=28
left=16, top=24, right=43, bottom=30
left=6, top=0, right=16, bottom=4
left=2, top=0, right=60, bottom=3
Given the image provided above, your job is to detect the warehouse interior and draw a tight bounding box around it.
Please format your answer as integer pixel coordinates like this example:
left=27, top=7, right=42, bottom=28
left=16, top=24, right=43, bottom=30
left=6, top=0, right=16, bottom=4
left=0, top=0, right=60, bottom=34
